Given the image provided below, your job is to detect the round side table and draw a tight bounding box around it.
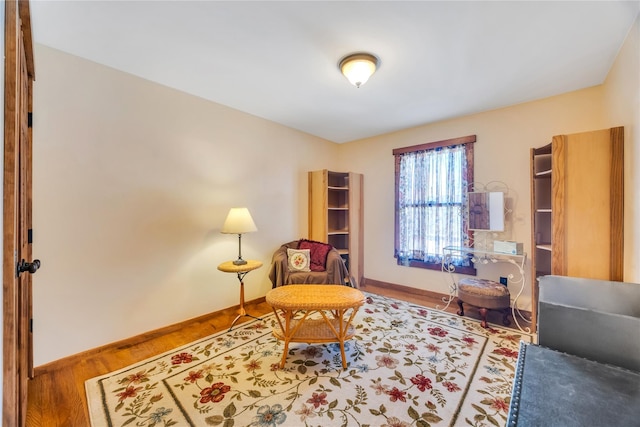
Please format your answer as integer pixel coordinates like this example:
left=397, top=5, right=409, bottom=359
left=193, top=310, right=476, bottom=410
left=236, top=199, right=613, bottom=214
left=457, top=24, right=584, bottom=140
left=217, top=260, right=263, bottom=330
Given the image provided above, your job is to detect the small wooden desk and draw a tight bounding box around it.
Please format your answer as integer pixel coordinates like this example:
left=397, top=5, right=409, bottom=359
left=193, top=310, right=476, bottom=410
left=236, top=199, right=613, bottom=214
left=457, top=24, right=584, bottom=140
left=266, top=284, right=365, bottom=369
left=217, top=260, right=263, bottom=331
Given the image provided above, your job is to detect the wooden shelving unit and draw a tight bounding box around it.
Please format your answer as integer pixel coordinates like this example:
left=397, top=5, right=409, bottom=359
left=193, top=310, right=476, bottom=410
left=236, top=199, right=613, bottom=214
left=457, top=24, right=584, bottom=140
left=309, top=170, right=363, bottom=287
left=531, top=144, right=553, bottom=283
left=529, top=127, right=624, bottom=331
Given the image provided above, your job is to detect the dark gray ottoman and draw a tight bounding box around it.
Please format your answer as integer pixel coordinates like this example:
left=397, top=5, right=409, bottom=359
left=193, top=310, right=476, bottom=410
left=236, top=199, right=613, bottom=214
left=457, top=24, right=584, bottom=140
left=507, top=342, right=640, bottom=427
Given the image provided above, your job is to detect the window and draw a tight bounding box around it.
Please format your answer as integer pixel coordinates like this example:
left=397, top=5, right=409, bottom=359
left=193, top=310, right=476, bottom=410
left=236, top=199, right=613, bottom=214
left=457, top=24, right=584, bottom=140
left=393, top=135, right=476, bottom=274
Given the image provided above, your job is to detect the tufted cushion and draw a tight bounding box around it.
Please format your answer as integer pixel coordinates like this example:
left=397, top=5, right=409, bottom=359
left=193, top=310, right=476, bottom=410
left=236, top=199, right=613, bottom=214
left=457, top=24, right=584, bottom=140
left=298, top=239, right=333, bottom=272
left=458, top=278, right=510, bottom=310
left=458, top=278, right=510, bottom=297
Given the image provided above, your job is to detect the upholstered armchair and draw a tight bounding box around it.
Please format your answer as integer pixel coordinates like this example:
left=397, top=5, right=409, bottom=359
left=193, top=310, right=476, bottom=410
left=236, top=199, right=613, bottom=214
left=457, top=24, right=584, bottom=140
left=268, top=239, right=351, bottom=288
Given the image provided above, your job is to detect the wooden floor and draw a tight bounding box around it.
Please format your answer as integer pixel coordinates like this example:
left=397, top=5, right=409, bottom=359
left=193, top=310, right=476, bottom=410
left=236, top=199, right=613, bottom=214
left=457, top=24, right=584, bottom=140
left=25, top=282, right=508, bottom=426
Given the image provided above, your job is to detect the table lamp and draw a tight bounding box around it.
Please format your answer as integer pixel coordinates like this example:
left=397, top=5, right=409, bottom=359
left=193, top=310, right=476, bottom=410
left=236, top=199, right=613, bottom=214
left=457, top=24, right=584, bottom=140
left=221, top=207, right=257, bottom=265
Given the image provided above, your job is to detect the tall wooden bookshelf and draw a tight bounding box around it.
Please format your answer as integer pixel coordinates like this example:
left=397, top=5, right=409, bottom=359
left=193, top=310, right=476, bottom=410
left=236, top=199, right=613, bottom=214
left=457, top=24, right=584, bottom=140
left=530, top=126, right=624, bottom=330
left=309, top=170, right=363, bottom=287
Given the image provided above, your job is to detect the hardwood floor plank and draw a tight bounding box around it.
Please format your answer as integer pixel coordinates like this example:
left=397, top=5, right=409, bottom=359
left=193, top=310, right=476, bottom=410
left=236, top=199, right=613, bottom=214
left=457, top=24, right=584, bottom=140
left=26, top=300, right=275, bottom=427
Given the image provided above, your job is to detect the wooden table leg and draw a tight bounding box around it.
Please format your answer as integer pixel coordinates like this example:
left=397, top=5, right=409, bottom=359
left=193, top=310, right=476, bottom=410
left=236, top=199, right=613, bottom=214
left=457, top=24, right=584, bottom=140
left=331, top=310, right=347, bottom=369
left=229, top=275, right=261, bottom=331
left=279, top=309, right=292, bottom=368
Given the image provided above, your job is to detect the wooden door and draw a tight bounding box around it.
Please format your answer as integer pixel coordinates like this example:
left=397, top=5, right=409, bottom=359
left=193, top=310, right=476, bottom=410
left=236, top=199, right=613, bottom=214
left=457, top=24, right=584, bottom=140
left=3, top=1, right=36, bottom=425
left=551, top=127, right=624, bottom=280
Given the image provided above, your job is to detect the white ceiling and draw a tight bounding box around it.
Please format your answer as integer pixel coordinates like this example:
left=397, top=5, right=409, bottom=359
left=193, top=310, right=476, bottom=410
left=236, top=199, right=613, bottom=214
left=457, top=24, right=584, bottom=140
left=30, top=1, right=639, bottom=143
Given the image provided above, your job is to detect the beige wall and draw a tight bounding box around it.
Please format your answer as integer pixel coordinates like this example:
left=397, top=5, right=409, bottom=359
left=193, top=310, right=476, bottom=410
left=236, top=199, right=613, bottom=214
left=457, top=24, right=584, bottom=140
left=338, top=87, right=607, bottom=311
left=32, top=45, right=340, bottom=365
left=603, top=15, right=639, bottom=281
left=33, top=15, right=638, bottom=365
left=338, top=14, right=639, bottom=309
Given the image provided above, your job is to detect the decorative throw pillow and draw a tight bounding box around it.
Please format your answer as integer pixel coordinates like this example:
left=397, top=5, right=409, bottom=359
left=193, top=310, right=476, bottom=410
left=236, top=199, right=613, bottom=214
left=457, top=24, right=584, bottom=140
left=287, top=248, right=311, bottom=272
left=298, top=239, right=332, bottom=272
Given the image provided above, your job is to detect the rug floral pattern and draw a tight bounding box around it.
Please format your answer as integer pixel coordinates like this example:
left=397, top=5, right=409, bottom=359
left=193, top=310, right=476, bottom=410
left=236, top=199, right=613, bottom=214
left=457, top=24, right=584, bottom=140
left=86, top=293, right=530, bottom=427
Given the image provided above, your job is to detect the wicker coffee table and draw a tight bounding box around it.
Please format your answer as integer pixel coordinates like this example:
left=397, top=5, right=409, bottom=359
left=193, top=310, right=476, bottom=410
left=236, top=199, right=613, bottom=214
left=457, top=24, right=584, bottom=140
left=266, top=284, right=365, bottom=369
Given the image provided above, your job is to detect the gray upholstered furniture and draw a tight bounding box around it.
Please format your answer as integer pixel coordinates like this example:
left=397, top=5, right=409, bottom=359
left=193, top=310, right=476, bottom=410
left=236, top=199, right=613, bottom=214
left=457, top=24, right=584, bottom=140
left=507, top=275, right=640, bottom=426
left=536, top=275, right=640, bottom=371
left=268, top=240, right=350, bottom=288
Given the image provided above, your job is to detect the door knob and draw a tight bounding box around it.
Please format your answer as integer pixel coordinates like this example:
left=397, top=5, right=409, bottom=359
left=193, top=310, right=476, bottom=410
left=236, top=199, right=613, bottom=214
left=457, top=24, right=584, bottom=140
left=17, top=259, right=40, bottom=275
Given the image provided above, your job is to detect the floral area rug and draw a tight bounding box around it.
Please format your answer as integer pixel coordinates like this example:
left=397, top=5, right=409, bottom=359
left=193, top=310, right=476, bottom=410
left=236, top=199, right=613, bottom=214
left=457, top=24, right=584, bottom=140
left=85, top=292, right=531, bottom=427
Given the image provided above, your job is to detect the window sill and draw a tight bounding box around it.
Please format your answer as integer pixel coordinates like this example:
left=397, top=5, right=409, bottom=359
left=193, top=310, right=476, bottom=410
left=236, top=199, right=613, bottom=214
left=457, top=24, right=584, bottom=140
left=396, top=258, right=477, bottom=276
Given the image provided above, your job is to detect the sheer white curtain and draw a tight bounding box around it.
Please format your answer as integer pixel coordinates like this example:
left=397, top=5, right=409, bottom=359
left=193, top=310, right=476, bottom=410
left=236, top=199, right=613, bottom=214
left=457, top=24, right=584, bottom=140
left=396, top=144, right=470, bottom=266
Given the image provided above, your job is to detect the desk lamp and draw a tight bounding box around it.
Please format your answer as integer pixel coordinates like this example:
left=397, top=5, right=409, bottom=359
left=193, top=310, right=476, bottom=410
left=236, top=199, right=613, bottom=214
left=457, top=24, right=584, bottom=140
left=221, top=207, right=257, bottom=265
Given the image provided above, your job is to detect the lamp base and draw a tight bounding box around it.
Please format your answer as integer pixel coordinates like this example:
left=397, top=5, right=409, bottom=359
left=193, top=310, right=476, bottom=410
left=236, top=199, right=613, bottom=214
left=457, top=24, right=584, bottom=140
left=233, top=259, right=248, bottom=266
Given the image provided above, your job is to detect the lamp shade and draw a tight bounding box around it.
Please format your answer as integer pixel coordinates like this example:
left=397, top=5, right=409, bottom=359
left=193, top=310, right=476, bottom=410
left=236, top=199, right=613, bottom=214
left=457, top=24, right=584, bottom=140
left=221, top=208, right=257, bottom=234
left=339, top=53, right=379, bottom=88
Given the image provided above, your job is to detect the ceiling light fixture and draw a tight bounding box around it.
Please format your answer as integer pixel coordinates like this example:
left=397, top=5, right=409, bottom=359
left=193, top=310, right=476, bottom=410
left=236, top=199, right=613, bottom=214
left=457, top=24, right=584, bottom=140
left=339, top=53, right=379, bottom=88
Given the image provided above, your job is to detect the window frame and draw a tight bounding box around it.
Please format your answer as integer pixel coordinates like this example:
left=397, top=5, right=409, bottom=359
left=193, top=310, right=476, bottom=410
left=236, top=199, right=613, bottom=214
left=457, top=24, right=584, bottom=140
left=393, top=135, right=476, bottom=275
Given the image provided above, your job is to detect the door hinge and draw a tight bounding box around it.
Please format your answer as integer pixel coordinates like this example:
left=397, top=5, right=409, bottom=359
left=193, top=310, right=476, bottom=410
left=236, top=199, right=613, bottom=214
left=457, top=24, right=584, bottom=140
left=28, top=228, right=33, bottom=244
left=30, top=318, right=33, bottom=333
left=28, top=112, right=33, bottom=128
